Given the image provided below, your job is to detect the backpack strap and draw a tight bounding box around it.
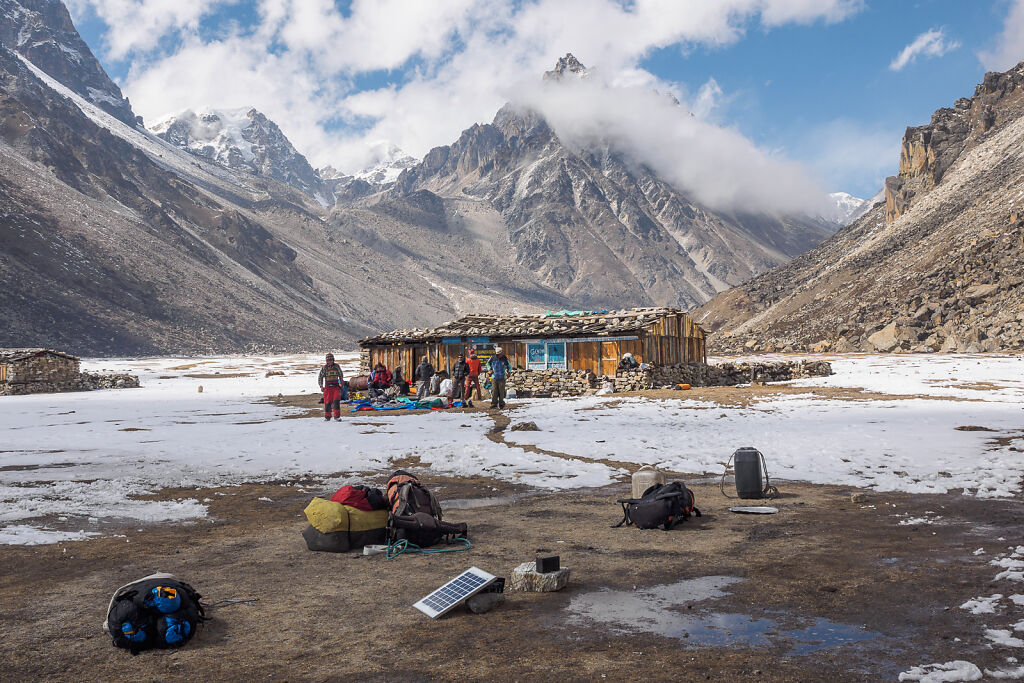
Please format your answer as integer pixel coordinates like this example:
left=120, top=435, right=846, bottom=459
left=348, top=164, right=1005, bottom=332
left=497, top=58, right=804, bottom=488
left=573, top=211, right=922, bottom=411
left=611, top=501, right=632, bottom=528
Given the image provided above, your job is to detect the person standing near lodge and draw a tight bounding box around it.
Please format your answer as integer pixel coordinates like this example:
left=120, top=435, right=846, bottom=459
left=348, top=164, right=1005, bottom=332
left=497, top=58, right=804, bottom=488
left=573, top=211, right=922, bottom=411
left=464, top=349, right=483, bottom=401
left=488, top=347, right=511, bottom=409
left=415, top=357, right=434, bottom=398
left=451, top=354, right=470, bottom=402
left=318, top=353, right=345, bottom=421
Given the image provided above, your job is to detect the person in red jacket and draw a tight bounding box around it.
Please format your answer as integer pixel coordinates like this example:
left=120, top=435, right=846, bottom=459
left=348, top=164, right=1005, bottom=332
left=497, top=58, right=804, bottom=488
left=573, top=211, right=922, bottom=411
left=368, top=363, right=392, bottom=396
left=318, top=353, right=345, bottom=421
left=464, top=349, right=483, bottom=401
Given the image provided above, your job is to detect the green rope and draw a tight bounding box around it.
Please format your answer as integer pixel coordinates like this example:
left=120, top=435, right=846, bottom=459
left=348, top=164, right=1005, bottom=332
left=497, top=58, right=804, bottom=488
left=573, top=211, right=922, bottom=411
left=386, top=537, right=471, bottom=559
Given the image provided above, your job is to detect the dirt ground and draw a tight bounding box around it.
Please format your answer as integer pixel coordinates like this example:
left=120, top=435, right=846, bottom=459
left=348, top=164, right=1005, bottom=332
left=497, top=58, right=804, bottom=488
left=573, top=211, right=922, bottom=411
left=2, top=463, right=1022, bottom=681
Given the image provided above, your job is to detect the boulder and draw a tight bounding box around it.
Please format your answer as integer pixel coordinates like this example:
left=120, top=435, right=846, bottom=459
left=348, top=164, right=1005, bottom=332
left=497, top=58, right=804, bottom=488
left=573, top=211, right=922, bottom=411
left=867, top=322, right=901, bottom=351
left=964, top=283, right=998, bottom=303
left=510, top=562, right=570, bottom=592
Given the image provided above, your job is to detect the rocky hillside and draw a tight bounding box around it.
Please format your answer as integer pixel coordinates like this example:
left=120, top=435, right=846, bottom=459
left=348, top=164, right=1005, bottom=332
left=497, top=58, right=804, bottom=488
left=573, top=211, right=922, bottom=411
left=697, top=62, right=1024, bottom=354
left=0, top=0, right=135, bottom=125
left=389, top=55, right=835, bottom=310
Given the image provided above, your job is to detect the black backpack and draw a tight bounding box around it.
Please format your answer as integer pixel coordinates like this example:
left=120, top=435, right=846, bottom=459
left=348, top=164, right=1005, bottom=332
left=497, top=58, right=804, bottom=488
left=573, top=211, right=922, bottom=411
left=104, top=574, right=205, bottom=654
left=614, top=481, right=701, bottom=530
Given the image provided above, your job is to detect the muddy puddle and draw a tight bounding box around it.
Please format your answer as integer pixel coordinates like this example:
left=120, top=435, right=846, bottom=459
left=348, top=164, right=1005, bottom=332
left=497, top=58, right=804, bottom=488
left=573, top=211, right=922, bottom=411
left=566, top=576, right=879, bottom=654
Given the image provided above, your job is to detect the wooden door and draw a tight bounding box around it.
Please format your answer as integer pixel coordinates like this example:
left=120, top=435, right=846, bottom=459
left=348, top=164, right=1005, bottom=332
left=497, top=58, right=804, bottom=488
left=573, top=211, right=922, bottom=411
left=600, top=341, right=619, bottom=377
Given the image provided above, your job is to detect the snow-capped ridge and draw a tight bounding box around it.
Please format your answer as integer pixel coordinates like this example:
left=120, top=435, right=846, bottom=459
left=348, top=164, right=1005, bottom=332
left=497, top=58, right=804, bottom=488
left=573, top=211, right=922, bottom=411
left=150, top=106, right=324, bottom=198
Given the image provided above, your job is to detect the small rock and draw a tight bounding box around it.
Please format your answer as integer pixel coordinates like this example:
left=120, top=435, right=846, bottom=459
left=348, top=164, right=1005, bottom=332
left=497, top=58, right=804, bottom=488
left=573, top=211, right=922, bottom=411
left=466, top=592, right=506, bottom=614
left=850, top=492, right=868, bottom=504
left=510, top=421, right=540, bottom=431
left=197, top=385, right=204, bottom=393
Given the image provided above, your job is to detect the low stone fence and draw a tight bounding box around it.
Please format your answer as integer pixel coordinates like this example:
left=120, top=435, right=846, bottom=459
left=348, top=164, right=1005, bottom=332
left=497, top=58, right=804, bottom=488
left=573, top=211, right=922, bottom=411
left=509, top=368, right=598, bottom=398
left=614, top=360, right=832, bottom=392
left=509, top=360, right=832, bottom=397
left=1, top=372, right=140, bottom=396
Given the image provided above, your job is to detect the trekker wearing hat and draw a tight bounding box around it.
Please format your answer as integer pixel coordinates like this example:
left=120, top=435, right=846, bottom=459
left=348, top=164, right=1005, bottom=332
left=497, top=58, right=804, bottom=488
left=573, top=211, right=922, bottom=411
left=487, top=347, right=511, bottom=409
left=464, top=349, right=483, bottom=401
left=318, top=353, right=345, bottom=421
left=451, top=354, right=470, bottom=403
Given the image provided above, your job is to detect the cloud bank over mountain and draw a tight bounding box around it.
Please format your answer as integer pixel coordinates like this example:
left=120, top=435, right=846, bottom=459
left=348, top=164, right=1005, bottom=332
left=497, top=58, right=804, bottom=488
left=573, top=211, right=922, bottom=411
left=67, top=0, right=861, bottom=186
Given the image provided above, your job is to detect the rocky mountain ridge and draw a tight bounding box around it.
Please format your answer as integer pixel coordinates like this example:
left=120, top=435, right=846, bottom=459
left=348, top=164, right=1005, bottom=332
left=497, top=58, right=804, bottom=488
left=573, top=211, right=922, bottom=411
left=389, top=55, right=837, bottom=310
left=696, top=62, right=1024, bottom=354
left=0, top=0, right=135, bottom=125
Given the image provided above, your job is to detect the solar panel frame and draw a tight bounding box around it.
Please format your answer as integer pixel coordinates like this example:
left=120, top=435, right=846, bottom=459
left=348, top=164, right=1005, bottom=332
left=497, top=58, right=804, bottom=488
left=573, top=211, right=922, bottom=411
left=413, top=566, right=497, bottom=619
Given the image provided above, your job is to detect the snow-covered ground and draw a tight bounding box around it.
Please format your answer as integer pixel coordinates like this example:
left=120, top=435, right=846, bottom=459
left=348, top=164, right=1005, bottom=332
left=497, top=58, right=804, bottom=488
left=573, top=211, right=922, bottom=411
left=1, top=353, right=1022, bottom=544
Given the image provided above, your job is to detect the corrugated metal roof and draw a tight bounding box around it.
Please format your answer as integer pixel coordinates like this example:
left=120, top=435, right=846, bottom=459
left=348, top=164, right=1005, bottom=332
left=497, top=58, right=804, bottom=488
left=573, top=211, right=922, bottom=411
left=360, top=307, right=701, bottom=345
left=0, top=348, right=80, bottom=364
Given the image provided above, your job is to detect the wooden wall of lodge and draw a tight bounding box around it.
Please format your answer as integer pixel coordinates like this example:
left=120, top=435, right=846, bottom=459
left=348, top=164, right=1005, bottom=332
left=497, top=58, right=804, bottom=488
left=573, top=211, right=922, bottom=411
left=365, top=315, right=706, bottom=379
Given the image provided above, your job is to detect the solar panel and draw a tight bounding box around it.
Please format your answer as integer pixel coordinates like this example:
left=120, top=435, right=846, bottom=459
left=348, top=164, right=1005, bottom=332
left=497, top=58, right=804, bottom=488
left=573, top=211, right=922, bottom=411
left=413, top=566, right=497, bottom=619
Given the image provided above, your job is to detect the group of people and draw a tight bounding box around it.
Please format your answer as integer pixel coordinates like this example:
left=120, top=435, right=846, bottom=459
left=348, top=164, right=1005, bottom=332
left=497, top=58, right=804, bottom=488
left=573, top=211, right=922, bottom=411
left=317, top=347, right=514, bottom=420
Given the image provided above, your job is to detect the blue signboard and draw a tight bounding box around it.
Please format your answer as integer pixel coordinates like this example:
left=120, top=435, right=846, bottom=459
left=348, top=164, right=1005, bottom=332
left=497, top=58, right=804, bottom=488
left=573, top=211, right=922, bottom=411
left=441, top=337, right=462, bottom=344
left=469, top=337, right=490, bottom=343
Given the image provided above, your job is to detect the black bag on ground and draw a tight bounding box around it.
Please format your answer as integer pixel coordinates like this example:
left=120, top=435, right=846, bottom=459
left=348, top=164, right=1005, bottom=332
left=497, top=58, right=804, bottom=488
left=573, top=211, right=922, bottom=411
left=389, top=512, right=469, bottom=547
left=614, top=481, right=701, bottom=530
left=104, top=573, right=205, bottom=654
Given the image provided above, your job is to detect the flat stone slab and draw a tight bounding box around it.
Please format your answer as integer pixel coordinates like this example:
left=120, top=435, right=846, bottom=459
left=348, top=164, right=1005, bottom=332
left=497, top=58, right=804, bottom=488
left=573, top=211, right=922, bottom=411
left=510, top=562, right=570, bottom=592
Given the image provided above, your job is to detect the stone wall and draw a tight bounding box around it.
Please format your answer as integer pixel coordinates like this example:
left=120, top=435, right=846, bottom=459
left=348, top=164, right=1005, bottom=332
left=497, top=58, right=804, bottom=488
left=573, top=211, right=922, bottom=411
left=0, top=354, right=80, bottom=395
left=509, top=368, right=597, bottom=397
left=1, top=356, right=139, bottom=396
left=613, top=360, right=833, bottom=392
left=507, top=360, right=832, bottom=397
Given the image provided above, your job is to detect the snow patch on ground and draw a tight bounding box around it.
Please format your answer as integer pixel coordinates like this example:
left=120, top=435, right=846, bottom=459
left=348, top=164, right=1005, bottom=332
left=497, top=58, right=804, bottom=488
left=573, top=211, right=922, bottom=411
left=898, top=660, right=982, bottom=682
left=960, top=595, right=1003, bottom=615
left=0, top=525, right=101, bottom=545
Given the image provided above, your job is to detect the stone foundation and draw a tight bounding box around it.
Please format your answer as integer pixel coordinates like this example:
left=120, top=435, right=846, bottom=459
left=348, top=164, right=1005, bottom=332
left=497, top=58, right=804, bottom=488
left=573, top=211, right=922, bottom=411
left=1, top=372, right=140, bottom=396
left=508, top=360, right=832, bottom=397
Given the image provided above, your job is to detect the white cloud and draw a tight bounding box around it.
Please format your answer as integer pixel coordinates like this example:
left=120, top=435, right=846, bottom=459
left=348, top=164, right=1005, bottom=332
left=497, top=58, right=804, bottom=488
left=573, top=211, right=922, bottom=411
left=794, top=119, right=901, bottom=197
left=889, top=28, right=960, bottom=72
left=514, top=73, right=830, bottom=215
left=66, top=0, right=239, bottom=59
left=979, top=0, right=1024, bottom=72
left=74, top=0, right=863, bottom=210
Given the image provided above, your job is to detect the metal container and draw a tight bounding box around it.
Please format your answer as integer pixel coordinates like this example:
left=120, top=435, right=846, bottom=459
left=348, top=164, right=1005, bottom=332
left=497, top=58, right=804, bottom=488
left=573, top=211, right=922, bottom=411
left=348, top=374, right=369, bottom=391
left=733, top=447, right=764, bottom=499
left=631, top=465, right=666, bottom=499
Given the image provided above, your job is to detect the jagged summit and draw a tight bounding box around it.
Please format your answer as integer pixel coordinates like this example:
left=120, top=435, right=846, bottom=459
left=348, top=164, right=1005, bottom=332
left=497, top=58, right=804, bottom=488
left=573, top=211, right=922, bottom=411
left=151, top=107, right=326, bottom=200
left=543, top=53, right=589, bottom=81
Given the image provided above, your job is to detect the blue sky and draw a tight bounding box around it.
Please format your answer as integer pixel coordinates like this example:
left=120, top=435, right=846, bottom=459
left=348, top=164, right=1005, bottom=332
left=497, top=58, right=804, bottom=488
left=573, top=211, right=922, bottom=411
left=67, top=0, right=1024, bottom=201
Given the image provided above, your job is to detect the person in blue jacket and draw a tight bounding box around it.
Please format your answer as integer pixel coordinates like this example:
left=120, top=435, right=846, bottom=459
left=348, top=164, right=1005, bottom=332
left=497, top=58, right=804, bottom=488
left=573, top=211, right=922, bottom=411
left=487, top=347, right=511, bottom=409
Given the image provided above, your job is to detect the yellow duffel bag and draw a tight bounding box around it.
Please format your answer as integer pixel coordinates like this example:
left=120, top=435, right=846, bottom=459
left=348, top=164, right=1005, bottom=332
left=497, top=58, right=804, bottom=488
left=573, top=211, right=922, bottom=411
left=302, top=497, right=389, bottom=552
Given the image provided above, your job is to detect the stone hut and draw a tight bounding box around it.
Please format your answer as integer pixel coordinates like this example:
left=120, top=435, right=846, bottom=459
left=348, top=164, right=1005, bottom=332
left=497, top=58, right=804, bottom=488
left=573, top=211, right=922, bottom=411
left=0, top=349, right=81, bottom=395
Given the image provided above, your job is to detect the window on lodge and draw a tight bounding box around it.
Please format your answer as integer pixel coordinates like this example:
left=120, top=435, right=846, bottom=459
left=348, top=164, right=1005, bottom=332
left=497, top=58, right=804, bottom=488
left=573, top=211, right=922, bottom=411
left=527, top=342, right=566, bottom=370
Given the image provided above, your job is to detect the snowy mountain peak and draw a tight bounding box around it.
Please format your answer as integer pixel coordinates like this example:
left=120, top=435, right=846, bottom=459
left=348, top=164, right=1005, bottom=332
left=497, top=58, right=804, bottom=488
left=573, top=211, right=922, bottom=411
left=823, top=191, right=879, bottom=225
left=150, top=107, right=324, bottom=198
left=543, top=53, right=589, bottom=81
